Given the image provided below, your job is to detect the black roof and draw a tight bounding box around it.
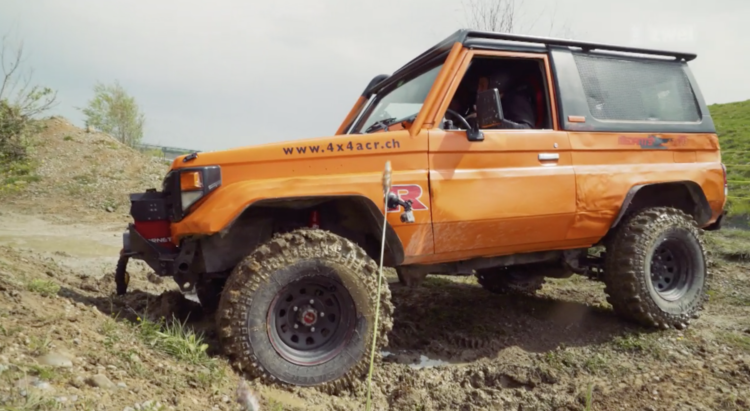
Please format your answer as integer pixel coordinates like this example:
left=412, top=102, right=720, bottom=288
left=364, top=29, right=697, bottom=96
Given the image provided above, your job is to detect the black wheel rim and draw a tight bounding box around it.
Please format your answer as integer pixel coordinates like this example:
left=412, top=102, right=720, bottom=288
left=266, top=276, right=356, bottom=366
left=649, top=236, right=695, bottom=302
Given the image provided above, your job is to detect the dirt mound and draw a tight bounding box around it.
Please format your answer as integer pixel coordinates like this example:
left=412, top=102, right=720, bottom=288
left=3, top=116, right=169, bottom=221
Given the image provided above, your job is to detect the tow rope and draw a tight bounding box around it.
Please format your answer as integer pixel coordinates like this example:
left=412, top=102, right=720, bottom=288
left=365, top=160, right=392, bottom=410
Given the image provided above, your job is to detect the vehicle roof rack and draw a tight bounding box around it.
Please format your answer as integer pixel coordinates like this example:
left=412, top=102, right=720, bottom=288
left=457, top=29, right=697, bottom=61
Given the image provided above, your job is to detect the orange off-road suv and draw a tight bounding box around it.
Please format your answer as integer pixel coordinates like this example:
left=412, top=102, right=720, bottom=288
left=117, top=29, right=727, bottom=388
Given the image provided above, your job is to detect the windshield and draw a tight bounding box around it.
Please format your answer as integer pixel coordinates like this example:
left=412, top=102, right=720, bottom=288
left=354, top=63, right=443, bottom=133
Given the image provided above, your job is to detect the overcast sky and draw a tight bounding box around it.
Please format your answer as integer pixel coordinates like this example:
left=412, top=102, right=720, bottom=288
left=1, top=0, right=747, bottom=151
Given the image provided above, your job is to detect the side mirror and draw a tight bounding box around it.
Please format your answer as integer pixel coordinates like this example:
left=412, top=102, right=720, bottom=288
left=466, top=88, right=504, bottom=142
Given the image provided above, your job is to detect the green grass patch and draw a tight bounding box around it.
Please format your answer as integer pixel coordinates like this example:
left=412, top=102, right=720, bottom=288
left=26, top=279, right=60, bottom=297
left=705, top=229, right=750, bottom=261
left=133, top=314, right=225, bottom=388
left=611, top=332, right=665, bottom=358
left=717, top=331, right=750, bottom=351
left=710, top=99, right=750, bottom=218
left=0, top=159, right=41, bottom=194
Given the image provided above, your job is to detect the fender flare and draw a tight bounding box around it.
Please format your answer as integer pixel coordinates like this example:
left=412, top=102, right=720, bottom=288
left=610, top=181, right=712, bottom=228
left=222, top=194, right=406, bottom=266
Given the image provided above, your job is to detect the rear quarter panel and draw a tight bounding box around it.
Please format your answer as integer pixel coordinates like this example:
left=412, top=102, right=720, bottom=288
left=549, top=47, right=726, bottom=240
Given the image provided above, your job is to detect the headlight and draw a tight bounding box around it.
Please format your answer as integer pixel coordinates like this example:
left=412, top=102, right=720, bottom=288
left=176, top=166, right=222, bottom=213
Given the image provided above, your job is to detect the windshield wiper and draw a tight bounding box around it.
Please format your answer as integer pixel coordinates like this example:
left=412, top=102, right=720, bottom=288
left=364, top=117, right=397, bottom=134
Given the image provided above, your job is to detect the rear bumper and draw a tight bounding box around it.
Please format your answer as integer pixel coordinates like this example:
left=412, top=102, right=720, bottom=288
left=703, top=210, right=725, bottom=231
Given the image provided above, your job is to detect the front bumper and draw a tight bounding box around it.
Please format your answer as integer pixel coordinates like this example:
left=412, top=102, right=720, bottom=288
left=122, top=224, right=179, bottom=275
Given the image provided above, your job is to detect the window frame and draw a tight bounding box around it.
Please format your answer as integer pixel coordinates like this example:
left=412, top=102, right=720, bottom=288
left=349, top=61, right=446, bottom=134
left=431, top=49, right=560, bottom=133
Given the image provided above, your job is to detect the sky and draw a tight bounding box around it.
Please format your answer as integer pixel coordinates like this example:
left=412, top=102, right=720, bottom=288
left=1, top=0, right=747, bottom=152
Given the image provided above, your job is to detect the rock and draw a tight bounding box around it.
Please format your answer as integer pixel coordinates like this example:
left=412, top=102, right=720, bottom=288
left=105, top=206, right=115, bottom=213
left=86, top=374, right=115, bottom=389
left=37, top=352, right=73, bottom=368
left=117, top=382, right=127, bottom=389
left=69, top=376, right=85, bottom=388
left=124, top=408, right=135, bottom=411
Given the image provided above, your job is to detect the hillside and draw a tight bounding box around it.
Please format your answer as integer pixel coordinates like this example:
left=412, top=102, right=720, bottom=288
left=709, top=99, right=750, bottom=223
left=1, top=116, right=170, bottom=223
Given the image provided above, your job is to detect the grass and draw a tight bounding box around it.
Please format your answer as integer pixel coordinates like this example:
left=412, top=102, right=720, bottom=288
left=705, top=228, right=750, bottom=261
left=709, top=99, right=750, bottom=218
left=26, top=279, right=60, bottom=297
left=132, top=314, right=226, bottom=388
left=0, top=159, right=41, bottom=194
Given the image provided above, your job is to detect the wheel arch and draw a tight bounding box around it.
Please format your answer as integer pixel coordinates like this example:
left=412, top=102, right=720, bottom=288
left=197, top=195, right=405, bottom=276
left=610, top=181, right=712, bottom=229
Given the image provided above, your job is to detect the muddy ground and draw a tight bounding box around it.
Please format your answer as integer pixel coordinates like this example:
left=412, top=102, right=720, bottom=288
left=1, top=205, right=749, bottom=411
left=0, top=118, right=749, bottom=410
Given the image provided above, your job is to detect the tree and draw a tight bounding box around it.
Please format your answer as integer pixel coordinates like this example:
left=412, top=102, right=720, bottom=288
left=461, top=0, right=574, bottom=38
left=80, top=81, right=145, bottom=148
left=0, top=33, right=58, bottom=162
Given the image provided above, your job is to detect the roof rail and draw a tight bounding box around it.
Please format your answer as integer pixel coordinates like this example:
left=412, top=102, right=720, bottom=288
left=459, top=29, right=697, bottom=61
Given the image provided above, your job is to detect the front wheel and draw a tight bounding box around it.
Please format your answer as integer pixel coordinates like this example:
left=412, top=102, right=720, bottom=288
left=216, top=229, right=393, bottom=390
left=603, top=207, right=709, bottom=330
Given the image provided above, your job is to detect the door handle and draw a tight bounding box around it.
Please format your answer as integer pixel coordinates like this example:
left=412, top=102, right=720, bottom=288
left=538, top=153, right=559, bottom=161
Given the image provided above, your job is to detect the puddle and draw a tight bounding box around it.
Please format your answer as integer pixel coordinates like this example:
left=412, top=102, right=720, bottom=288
left=381, top=350, right=460, bottom=369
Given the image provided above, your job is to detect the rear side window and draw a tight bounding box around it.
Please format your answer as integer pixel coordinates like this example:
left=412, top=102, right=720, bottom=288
left=573, top=54, right=701, bottom=122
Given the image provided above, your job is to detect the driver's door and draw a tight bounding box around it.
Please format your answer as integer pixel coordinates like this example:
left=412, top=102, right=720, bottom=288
left=427, top=52, right=577, bottom=258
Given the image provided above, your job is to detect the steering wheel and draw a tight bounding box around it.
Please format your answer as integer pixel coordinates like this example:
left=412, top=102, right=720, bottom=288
left=444, top=108, right=473, bottom=130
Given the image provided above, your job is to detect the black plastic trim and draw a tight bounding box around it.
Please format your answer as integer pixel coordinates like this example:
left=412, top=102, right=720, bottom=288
left=459, top=29, right=697, bottom=61
left=129, top=191, right=170, bottom=221
left=703, top=211, right=725, bottom=231
left=221, top=195, right=406, bottom=266
left=362, top=74, right=390, bottom=97
left=611, top=182, right=713, bottom=228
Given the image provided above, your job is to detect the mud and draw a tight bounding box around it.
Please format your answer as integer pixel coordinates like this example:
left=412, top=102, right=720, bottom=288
left=0, top=204, right=749, bottom=410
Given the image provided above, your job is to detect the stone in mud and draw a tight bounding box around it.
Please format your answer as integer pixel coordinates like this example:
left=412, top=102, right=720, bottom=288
left=37, top=352, right=73, bottom=368
left=86, top=374, right=116, bottom=389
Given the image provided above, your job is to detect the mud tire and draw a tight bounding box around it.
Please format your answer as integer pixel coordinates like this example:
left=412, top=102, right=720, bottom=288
left=603, top=207, right=709, bottom=330
left=216, top=228, right=393, bottom=391
left=475, top=266, right=545, bottom=296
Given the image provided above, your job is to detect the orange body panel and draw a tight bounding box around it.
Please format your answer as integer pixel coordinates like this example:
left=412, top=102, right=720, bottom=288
left=565, top=132, right=725, bottom=240
left=170, top=130, right=435, bottom=258
left=162, top=41, right=726, bottom=268
left=414, top=129, right=578, bottom=265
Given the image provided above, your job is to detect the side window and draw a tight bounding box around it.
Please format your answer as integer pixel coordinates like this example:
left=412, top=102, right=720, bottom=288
left=443, top=56, right=552, bottom=130
left=573, top=54, right=701, bottom=122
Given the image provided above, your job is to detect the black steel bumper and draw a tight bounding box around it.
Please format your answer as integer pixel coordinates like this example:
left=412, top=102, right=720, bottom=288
left=121, top=189, right=179, bottom=276
left=121, top=224, right=178, bottom=276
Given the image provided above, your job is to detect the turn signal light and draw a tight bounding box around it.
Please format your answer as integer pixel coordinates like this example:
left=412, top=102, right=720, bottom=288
left=180, top=171, right=203, bottom=191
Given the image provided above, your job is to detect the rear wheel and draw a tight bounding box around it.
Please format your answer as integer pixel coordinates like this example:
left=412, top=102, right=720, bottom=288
left=603, top=207, right=709, bottom=330
left=216, top=229, right=393, bottom=390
